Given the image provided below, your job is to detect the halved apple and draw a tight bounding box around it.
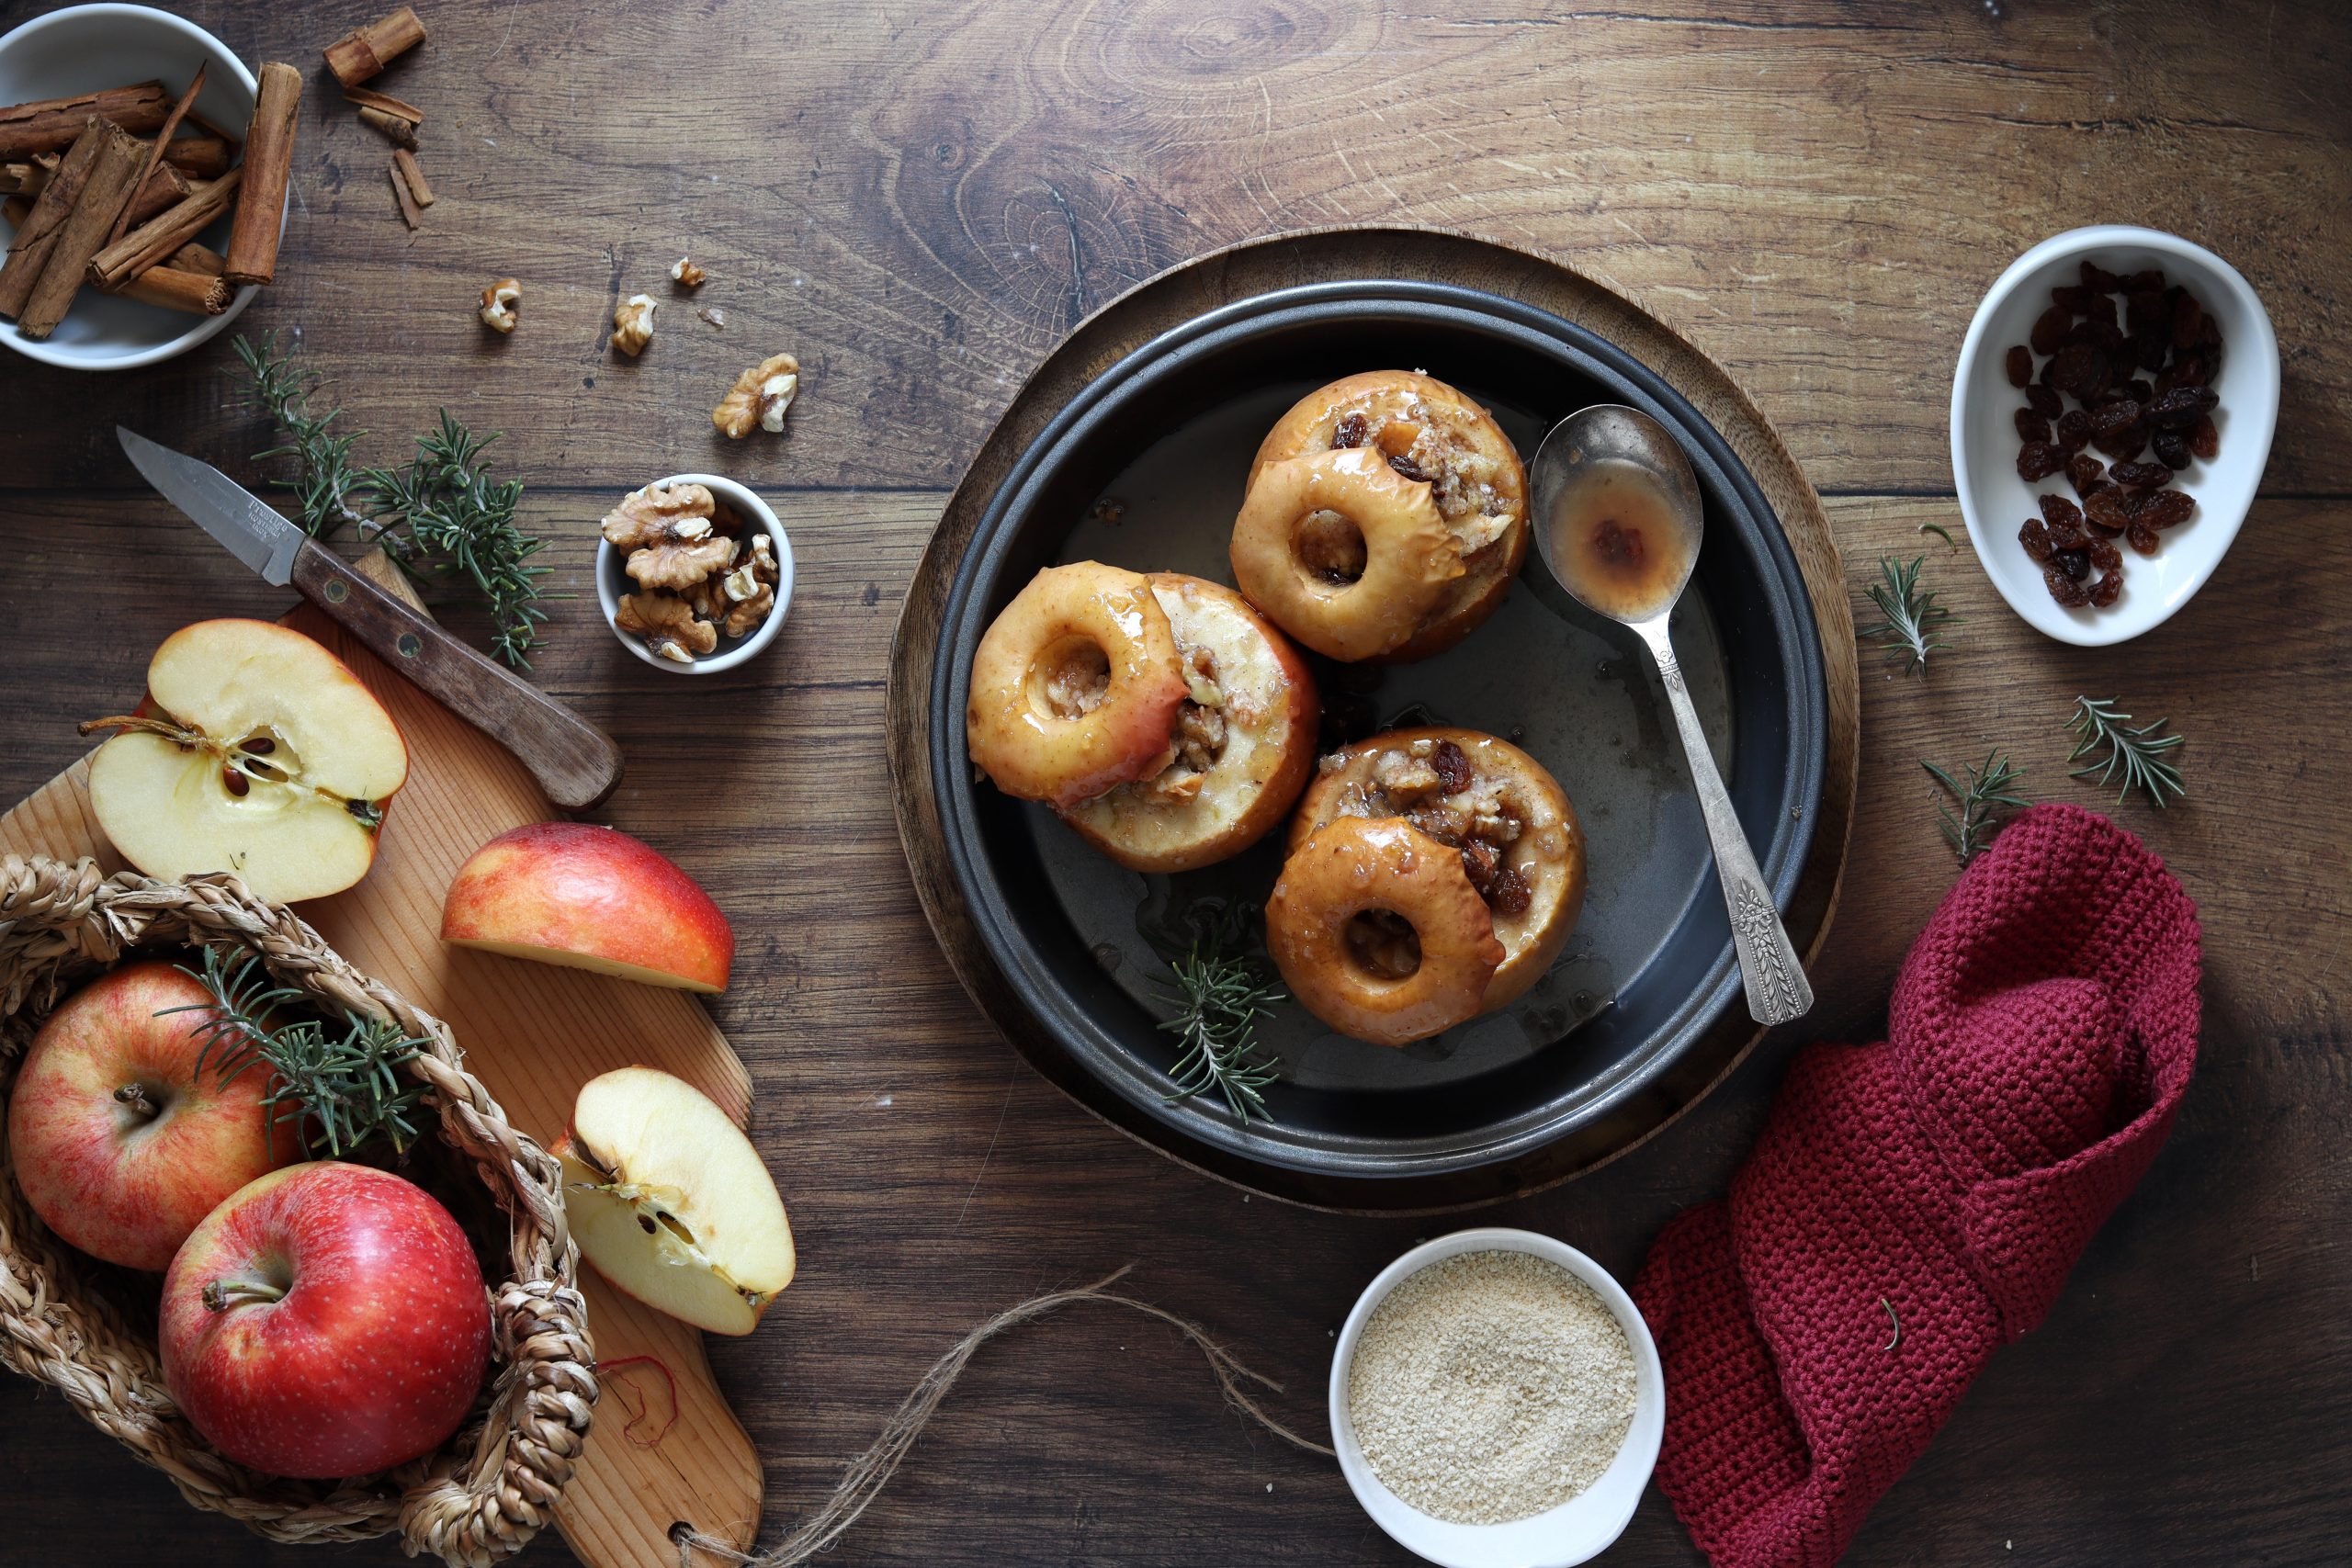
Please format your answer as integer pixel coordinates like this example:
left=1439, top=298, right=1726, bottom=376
left=85, top=620, right=408, bottom=904
left=440, top=822, right=733, bottom=992
left=553, top=1066, right=794, bottom=1336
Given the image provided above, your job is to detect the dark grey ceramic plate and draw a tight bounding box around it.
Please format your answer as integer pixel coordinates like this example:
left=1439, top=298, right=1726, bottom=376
left=928, top=281, right=1826, bottom=1201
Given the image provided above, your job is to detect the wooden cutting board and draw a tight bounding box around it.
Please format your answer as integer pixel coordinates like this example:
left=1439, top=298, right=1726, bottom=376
left=0, top=598, right=763, bottom=1568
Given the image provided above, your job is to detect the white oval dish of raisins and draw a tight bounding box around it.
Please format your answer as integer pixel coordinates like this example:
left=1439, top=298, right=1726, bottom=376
left=1951, top=225, right=2278, bottom=647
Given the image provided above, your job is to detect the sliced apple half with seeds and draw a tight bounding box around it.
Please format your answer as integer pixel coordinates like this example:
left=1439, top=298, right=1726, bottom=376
left=85, top=620, right=407, bottom=904
left=554, top=1066, right=795, bottom=1336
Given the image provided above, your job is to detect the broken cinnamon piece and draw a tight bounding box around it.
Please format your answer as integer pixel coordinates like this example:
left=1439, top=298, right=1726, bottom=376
left=18, top=119, right=147, bottom=338
left=389, top=161, right=424, bottom=229
left=0, top=120, right=108, bottom=319
left=3, top=196, right=28, bottom=228
left=225, top=63, right=300, bottom=286
left=161, top=134, right=233, bottom=179
left=121, top=265, right=229, bottom=315
left=0, top=83, right=169, bottom=161
left=357, top=106, right=418, bottom=150
left=393, top=148, right=434, bottom=208
left=105, top=64, right=206, bottom=251
left=87, top=168, right=241, bottom=290
left=169, top=240, right=227, bottom=276
left=344, top=86, right=424, bottom=125
left=0, top=157, right=54, bottom=197
left=119, top=162, right=192, bottom=229
left=323, top=7, right=427, bottom=89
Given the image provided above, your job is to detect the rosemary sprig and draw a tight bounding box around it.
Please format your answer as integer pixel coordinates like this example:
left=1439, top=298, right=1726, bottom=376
left=1155, top=900, right=1283, bottom=1124
left=233, top=332, right=549, bottom=668
left=1859, top=554, right=1958, bottom=675
left=1922, top=750, right=2030, bottom=864
left=164, top=945, right=430, bottom=1158
left=2066, top=695, right=2186, bottom=808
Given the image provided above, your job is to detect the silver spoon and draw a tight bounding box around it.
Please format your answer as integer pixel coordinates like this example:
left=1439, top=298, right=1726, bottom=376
left=1527, top=403, right=1814, bottom=1026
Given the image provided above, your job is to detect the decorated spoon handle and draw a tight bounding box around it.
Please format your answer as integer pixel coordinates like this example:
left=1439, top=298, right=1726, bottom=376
left=1633, top=615, right=1815, bottom=1026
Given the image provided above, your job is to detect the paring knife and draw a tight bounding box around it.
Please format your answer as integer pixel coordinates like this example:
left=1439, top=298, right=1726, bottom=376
left=118, top=426, right=625, bottom=812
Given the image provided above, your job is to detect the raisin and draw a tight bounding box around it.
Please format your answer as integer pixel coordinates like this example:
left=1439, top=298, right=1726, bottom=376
left=2045, top=513, right=2087, bottom=551
left=2085, top=489, right=2132, bottom=533
left=1487, top=865, right=1532, bottom=919
left=2005, top=345, right=2032, bottom=387
left=2017, top=441, right=2066, bottom=481
left=2039, top=493, right=2084, bottom=530
left=2152, top=430, right=2190, bottom=470
left=2126, top=520, right=2161, bottom=555
left=2172, top=291, right=2204, bottom=350
left=2025, top=383, right=2062, bottom=419
left=2092, top=420, right=2147, bottom=461
left=2085, top=317, right=2125, bottom=354
left=2090, top=400, right=2143, bottom=438
left=2066, top=453, right=2106, bottom=494
left=1461, top=839, right=1500, bottom=890
left=2018, top=517, right=2056, bottom=562
left=2055, top=409, right=2091, bottom=453
left=2148, top=384, right=2219, bottom=428
left=1430, top=739, right=1473, bottom=794
left=2088, top=570, right=2123, bottom=608
left=2053, top=547, right=2091, bottom=581
left=2051, top=284, right=2093, bottom=315
left=2133, top=325, right=2170, bottom=373
left=2049, top=343, right=2106, bottom=399
left=2131, top=489, right=2196, bottom=530
left=2199, top=312, right=2224, bottom=350
left=1331, top=412, right=1367, bottom=449
left=2110, top=460, right=2172, bottom=490
left=2088, top=536, right=2122, bottom=573
left=2080, top=259, right=2121, bottom=292
left=2044, top=565, right=2092, bottom=607
left=2030, top=305, right=2073, bottom=355
left=2015, top=409, right=2052, bottom=443
left=2173, top=355, right=2209, bottom=388
left=2126, top=289, right=2166, bottom=333
left=1386, top=452, right=1431, bottom=483
left=2127, top=268, right=2165, bottom=295
left=2124, top=379, right=2154, bottom=406
left=2188, top=413, right=2220, bottom=460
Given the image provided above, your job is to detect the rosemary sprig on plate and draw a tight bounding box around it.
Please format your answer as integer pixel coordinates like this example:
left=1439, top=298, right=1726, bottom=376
left=233, top=331, right=549, bottom=668
left=1156, top=900, right=1283, bottom=1124
left=2066, top=695, right=2186, bottom=808
left=1922, top=750, right=2029, bottom=864
left=164, top=945, right=430, bottom=1158
left=1859, top=554, right=1958, bottom=675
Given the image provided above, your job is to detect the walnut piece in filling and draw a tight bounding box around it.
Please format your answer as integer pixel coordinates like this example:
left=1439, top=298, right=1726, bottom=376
left=1324, top=738, right=1531, bottom=916
left=1327, top=398, right=1512, bottom=557
left=1130, top=643, right=1228, bottom=804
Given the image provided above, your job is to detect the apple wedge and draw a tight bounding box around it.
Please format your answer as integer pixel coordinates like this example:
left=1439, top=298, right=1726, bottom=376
left=85, top=620, right=408, bottom=904
left=441, top=822, right=733, bottom=992
left=553, top=1066, right=793, bottom=1335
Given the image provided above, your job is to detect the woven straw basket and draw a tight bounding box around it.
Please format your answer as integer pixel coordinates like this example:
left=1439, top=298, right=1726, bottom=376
left=0, top=854, right=597, bottom=1565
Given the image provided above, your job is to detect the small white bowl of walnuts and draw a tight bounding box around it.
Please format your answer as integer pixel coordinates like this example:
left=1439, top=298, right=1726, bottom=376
left=596, top=474, right=792, bottom=673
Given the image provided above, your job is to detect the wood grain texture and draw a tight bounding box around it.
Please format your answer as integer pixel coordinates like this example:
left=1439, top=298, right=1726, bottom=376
left=1, top=0, right=2346, bottom=1564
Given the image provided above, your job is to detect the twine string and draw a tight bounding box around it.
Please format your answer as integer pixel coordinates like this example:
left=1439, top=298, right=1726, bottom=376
left=673, top=1265, right=1334, bottom=1567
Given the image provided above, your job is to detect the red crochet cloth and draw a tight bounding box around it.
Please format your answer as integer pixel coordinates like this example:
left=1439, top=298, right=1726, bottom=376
left=1634, top=804, right=2201, bottom=1568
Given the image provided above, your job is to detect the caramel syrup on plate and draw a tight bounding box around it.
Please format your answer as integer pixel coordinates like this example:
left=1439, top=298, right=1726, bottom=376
left=1547, top=459, right=1693, bottom=621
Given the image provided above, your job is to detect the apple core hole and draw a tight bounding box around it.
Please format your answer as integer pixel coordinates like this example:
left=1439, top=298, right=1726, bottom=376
left=1343, top=908, right=1421, bottom=981
left=1295, top=508, right=1367, bottom=586
left=1030, top=636, right=1111, bottom=721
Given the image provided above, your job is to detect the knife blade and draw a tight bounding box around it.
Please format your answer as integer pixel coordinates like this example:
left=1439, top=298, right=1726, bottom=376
left=118, top=426, right=624, bottom=812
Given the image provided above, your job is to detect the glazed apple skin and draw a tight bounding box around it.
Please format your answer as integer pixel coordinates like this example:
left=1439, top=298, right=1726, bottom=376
left=440, top=822, right=733, bottom=993
left=160, top=1162, right=492, bottom=1479
left=7, top=962, right=286, bottom=1271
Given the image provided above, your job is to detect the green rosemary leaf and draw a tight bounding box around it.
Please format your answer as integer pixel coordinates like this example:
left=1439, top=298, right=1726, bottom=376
left=2065, top=695, right=2187, bottom=808
left=1155, top=900, right=1283, bottom=1124
left=1859, top=554, right=1958, bottom=675
left=1922, top=750, right=2030, bottom=864
left=1917, top=522, right=1959, bottom=549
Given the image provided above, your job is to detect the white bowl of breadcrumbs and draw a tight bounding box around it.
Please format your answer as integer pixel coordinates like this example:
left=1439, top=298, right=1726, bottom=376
left=1329, top=1228, right=1665, bottom=1567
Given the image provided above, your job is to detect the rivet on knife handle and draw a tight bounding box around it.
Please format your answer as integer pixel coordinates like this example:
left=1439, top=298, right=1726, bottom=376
left=291, top=539, right=624, bottom=810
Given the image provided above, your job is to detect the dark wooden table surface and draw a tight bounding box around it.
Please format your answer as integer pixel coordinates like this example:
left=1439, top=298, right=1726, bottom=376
left=3, top=2, right=2346, bottom=1565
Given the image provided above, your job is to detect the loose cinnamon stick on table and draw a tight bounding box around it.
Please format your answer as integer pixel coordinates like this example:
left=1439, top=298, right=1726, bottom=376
left=86, top=167, right=240, bottom=291
left=0, top=82, right=169, bottom=161
left=357, top=106, right=418, bottom=150
left=105, top=64, right=207, bottom=251
left=17, top=119, right=147, bottom=338
left=121, top=264, right=229, bottom=316
left=345, top=86, right=424, bottom=125
left=169, top=240, right=227, bottom=276
left=388, top=161, right=423, bottom=229
left=0, top=118, right=110, bottom=319
left=161, top=134, right=234, bottom=179
left=323, top=7, right=427, bottom=89
left=393, top=147, right=434, bottom=209
left=225, top=63, right=299, bottom=286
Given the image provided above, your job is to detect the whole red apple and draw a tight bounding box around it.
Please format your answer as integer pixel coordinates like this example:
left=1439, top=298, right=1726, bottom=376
left=7, top=961, right=286, bottom=1271
left=160, top=1161, right=492, bottom=1478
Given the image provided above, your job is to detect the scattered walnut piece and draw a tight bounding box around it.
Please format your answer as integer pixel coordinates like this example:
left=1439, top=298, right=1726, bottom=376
left=480, top=277, right=519, bottom=333
left=670, top=256, right=707, bottom=288
left=612, top=292, right=657, bottom=355
left=615, top=591, right=717, bottom=663
left=711, top=352, right=801, bottom=438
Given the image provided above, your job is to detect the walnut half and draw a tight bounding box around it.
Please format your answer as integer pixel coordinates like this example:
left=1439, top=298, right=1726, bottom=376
left=712, top=353, right=800, bottom=439
left=612, top=293, right=657, bottom=355
left=480, top=277, right=519, bottom=333
left=615, top=592, right=717, bottom=663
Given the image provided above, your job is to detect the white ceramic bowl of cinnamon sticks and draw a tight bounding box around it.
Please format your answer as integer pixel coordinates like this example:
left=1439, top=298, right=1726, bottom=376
left=0, top=4, right=288, bottom=369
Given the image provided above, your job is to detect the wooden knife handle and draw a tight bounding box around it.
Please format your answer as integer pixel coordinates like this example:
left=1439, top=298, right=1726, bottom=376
left=292, top=540, right=625, bottom=811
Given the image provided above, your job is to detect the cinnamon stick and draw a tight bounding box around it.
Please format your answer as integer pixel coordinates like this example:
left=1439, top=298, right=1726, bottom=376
left=0, top=118, right=109, bottom=320
left=357, top=106, right=417, bottom=150
left=169, top=240, right=227, bottom=276
left=0, top=157, right=54, bottom=197
left=323, top=7, right=427, bottom=89
left=160, top=135, right=234, bottom=180
left=121, top=162, right=193, bottom=229
left=3, top=197, right=28, bottom=228
left=17, top=119, right=147, bottom=338
left=121, top=265, right=229, bottom=315
left=0, top=82, right=169, bottom=161
left=224, top=63, right=299, bottom=286
left=86, top=167, right=240, bottom=291
left=393, top=147, right=434, bottom=209
left=344, top=86, right=424, bottom=125
left=105, top=64, right=207, bottom=251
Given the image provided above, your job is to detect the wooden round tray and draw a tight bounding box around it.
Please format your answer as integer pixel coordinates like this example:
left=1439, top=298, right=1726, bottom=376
left=888, top=227, right=1859, bottom=1213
